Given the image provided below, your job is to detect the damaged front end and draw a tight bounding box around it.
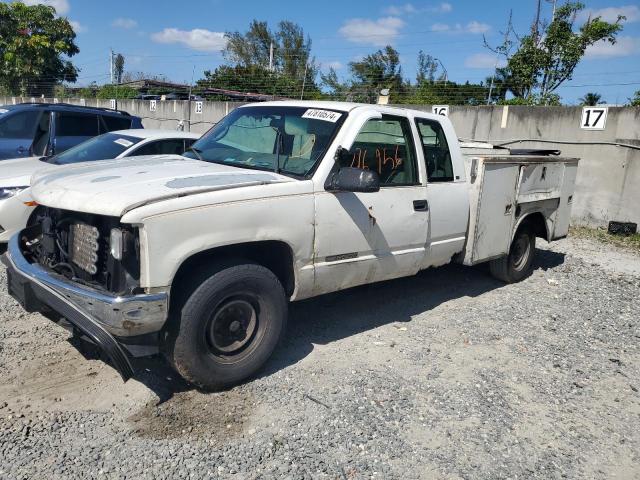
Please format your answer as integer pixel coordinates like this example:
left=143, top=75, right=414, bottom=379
left=2, top=208, right=168, bottom=381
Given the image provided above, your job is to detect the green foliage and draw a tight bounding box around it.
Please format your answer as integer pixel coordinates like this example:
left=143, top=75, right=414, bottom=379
left=0, top=2, right=79, bottom=96
left=492, top=2, right=623, bottom=104
left=410, top=80, right=489, bottom=105
left=77, top=81, right=98, bottom=98
left=347, top=46, right=406, bottom=103
left=321, top=46, right=487, bottom=105
left=498, top=93, right=561, bottom=106
left=628, top=90, right=640, bottom=106
left=198, top=65, right=321, bottom=100
left=579, top=92, right=603, bottom=106
left=416, top=51, right=440, bottom=84
left=219, top=20, right=318, bottom=97
left=96, top=84, right=138, bottom=99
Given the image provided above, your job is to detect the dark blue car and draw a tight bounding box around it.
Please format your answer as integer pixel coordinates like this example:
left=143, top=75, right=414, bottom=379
left=0, top=103, right=143, bottom=160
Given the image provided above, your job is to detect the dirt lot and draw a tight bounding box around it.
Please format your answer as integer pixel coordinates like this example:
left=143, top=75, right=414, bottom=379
left=0, top=235, right=638, bottom=480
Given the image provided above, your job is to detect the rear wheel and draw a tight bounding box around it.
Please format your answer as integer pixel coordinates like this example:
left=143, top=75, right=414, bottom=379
left=165, top=262, right=287, bottom=390
left=489, top=224, right=536, bottom=283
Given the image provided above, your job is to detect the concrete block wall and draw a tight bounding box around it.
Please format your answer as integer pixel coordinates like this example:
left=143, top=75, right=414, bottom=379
left=2, top=97, right=638, bottom=227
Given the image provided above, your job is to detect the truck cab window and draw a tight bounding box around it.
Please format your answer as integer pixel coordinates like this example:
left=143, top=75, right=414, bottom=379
left=341, top=116, right=417, bottom=186
left=416, top=119, right=454, bottom=182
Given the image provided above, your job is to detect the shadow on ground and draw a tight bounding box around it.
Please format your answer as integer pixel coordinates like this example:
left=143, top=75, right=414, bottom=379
left=83, top=248, right=565, bottom=400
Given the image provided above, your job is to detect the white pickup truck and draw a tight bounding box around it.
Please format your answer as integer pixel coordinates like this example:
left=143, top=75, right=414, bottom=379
left=3, top=101, right=578, bottom=390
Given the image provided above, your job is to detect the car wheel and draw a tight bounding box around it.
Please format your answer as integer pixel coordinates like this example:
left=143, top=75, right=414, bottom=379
left=489, top=223, right=536, bottom=283
left=165, top=261, right=287, bottom=390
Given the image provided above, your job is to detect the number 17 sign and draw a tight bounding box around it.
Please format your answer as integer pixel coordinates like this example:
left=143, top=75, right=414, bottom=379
left=581, top=107, right=608, bottom=130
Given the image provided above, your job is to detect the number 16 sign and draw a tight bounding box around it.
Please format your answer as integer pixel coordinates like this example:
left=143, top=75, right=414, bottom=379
left=581, top=107, right=608, bottom=130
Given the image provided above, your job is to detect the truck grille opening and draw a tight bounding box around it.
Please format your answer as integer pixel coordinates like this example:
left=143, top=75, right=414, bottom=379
left=21, top=207, right=141, bottom=295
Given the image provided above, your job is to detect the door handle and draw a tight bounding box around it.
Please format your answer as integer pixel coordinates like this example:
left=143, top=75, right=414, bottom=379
left=413, top=199, right=429, bottom=212
left=17, top=146, right=26, bottom=154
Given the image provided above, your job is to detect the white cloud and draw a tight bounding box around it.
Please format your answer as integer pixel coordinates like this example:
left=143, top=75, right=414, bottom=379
left=430, top=22, right=451, bottom=32
left=151, top=28, right=226, bottom=52
left=384, top=3, right=417, bottom=15
left=578, top=5, right=639, bottom=24
left=464, top=52, right=506, bottom=68
left=22, top=0, right=69, bottom=14
left=384, top=2, right=451, bottom=15
left=112, top=17, right=138, bottom=29
left=69, top=20, right=86, bottom=33
left=324, top=61, right=344, bottom=70
left=433, top=2, right=452, bottom=13
left=430, top=21, right=490, bottom=34
left=466, top=20, right=491, bottom=34
left=339, top=17, right=405, bottom=46
left=585, top=36, right=640, bottom=58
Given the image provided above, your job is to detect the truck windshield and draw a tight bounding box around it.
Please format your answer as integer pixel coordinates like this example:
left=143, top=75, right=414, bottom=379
left=183, top=106, right=345, bottom=177
left=48, top=133, right=142, bottom=165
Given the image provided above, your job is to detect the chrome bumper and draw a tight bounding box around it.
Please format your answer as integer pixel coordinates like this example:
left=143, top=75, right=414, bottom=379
left=2, top=234, right=168, bottom=337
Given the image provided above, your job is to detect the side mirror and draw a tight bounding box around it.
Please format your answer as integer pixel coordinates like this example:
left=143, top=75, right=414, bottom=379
left=325, top=167, right=380, bottom=193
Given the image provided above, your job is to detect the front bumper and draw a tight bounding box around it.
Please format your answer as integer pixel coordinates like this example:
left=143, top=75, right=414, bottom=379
left=2, top=234, right=169, bottom=381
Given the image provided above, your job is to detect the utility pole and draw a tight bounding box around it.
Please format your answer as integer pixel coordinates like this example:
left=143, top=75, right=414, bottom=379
left=268, top=42, right=274, bottom=72
left=487, top=12, right=512, bottom=105
left=300, top=63, right=308, bottom=100
left=109, top=48, right=114, bottom=84
left=187, top=65, right=195, bottom=132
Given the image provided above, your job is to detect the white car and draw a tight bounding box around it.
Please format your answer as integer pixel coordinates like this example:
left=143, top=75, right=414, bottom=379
left=0, top=129, right=200, bottom=252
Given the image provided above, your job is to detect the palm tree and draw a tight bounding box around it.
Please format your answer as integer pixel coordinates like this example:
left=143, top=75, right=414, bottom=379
left=579, top=92, right=603, bottom=106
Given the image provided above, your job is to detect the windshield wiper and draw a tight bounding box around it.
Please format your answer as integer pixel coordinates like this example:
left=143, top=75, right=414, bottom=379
left=186, top=146, right=204, bottom=161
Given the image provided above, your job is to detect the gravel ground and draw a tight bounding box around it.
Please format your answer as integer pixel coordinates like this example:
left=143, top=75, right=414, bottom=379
left=0, top=236, right=638, bottom=480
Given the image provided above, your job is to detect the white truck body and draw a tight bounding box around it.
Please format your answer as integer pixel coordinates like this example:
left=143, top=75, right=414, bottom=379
left=3, top=101, right=578, bottom=387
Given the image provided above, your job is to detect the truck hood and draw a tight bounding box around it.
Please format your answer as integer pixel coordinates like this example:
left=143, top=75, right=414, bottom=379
left=0, top=157, right=52, bottom=187
left=30, top=155, right=293, bottom=217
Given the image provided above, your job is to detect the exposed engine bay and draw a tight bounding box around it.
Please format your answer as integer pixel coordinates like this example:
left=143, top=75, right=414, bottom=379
left=20, top=208, right=141, bottom=295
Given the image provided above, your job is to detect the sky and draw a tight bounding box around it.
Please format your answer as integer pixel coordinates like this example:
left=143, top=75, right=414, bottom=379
left=10, top=0, right=640, bottom=104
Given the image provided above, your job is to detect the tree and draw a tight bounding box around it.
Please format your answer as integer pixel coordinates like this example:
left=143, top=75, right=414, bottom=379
left=579, top=92, right=603, bottom=106
left=96, top=84, right=138, bottom=99
left=216, top=19, right=318, bottom=98
left=489, top=2, right=624, bottom=104
left=347, top=46, right=406, bottom=103
left=628, top=90, right=640, bottom=106
left=0, top=2, right=79, bottom=96
left=416, top=50, right=439, bottom=84
left=114, top=54, right=125, bottom=84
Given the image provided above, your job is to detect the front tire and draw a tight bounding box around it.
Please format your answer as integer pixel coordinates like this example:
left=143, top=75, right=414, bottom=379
left=489, top=224, right=536, bottom=283
left=165, top=262, right=287, bottom=390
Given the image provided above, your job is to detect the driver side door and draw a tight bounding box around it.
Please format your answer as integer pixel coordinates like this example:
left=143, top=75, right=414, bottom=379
left=312, top=114, right=429, bottom=296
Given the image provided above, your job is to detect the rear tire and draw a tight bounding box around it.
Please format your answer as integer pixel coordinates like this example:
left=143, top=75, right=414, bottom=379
left=489, top=224, right=536, bottom=283
left=165, top=262, right=287, bottom=390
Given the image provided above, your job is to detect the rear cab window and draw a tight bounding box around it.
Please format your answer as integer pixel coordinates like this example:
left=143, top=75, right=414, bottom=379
left=415, top=118, right=454, bottom=182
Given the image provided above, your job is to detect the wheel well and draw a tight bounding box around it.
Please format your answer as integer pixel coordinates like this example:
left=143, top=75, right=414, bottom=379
left=520, top=212, right=549, bottom=241
left=170, top=241, right=296, bottom=300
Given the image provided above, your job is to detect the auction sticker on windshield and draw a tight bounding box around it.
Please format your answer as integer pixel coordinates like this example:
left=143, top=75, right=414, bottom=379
left=302, top=109, right=342, bottom=123
left=114, top=138, right=134, bottom=147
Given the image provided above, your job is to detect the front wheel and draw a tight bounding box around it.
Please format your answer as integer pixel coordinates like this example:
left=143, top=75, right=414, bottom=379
left=489, top=224, right=536, bottom=283
left=165, top=262, right=287, bottom=390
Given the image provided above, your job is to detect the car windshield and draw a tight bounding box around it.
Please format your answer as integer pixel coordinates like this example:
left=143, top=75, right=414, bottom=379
left=183, top=106, right=345, bottom=177
left=48, top=133, right=142, bottom=165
